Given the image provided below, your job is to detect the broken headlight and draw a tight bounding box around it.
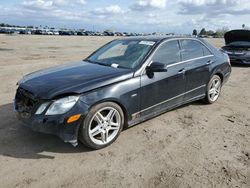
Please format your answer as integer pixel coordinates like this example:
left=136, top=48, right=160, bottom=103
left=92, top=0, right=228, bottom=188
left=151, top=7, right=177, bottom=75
left=45, top=96, right=79, bottom=115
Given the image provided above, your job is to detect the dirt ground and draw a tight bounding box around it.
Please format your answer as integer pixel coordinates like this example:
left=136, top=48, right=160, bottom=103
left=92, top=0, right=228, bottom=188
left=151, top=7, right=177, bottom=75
left=0, top=35, right=249, bottom=188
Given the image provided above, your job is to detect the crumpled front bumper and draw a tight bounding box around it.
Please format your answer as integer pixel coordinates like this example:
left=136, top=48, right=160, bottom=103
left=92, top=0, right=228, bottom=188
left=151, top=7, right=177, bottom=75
left=228, top=54, right=250, bottom=65
left=14, top=100, right=89, bottom=146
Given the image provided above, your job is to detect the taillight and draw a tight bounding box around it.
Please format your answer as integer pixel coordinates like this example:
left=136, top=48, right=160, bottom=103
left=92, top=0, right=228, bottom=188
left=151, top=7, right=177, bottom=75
left=221, top=49, right=231, bottom=66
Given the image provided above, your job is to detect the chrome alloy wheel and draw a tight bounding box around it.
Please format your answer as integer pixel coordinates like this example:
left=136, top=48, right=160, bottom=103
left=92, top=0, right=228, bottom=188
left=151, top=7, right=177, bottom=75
left=88, top=107, right=121, bottom=145
left=208, top=78, right=221, bottom=102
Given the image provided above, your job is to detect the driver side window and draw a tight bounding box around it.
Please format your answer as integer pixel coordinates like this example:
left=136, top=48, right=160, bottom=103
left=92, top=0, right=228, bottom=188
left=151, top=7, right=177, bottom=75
left=152, top=40, right=181, bottom=65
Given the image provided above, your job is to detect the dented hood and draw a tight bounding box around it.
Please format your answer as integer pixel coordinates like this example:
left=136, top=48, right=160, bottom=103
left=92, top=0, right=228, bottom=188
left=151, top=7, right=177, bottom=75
left=19, top=61, right=134, bottom=99
left=224, top=30, right=250, bottom=45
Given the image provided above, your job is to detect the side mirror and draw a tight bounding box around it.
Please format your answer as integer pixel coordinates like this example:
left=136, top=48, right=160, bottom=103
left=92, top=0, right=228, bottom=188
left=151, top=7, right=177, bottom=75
left=146, top=62, right=168, bottom=72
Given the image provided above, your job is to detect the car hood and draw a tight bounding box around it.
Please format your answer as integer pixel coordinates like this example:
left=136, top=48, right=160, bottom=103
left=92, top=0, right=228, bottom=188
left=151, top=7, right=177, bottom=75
left=19, top=61, right=134, bottom=99
left=224, top=30, right=250, bottom=45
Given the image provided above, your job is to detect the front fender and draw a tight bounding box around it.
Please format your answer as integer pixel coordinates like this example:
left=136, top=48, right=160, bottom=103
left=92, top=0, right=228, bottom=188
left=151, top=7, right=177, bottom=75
left=79, top=77, right=141, bottom=121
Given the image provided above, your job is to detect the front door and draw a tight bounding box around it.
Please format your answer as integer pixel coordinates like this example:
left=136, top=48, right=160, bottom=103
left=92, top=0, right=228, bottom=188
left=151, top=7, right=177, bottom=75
left=139, top=40, right=187, bottom=118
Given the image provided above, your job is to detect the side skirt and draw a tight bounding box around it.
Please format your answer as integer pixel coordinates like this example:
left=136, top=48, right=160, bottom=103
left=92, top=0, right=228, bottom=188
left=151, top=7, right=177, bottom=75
left=127, top=94, right=205, bottom=127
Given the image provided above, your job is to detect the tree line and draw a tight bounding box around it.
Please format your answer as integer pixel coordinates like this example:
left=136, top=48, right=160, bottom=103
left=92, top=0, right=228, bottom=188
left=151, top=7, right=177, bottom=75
left=193, top=24, right=249, bottom=38
left=192, top=27, right=230, bottom=38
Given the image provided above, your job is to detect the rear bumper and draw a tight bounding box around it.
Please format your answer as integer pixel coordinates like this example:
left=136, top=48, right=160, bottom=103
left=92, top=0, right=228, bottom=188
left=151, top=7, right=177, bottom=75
left=223, top=71, right=231, bottom=85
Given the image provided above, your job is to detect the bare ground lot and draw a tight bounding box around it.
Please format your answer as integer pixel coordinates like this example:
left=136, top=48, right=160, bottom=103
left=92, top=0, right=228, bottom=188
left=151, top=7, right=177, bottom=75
left=0, top=35, right=249, bottom=188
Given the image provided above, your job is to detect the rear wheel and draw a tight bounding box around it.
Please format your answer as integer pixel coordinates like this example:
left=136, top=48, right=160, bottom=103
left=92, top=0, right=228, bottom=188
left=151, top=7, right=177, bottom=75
left=205, top=75, right=222, bottom=104
left=79, top=102, right=124, bottom=149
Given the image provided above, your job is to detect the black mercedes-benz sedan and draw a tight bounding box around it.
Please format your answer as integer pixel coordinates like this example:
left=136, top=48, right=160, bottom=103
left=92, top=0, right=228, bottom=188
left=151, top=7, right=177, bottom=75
left=14, top=36, right=231, bottom=149
left=222, top=29, right=250, bottom=65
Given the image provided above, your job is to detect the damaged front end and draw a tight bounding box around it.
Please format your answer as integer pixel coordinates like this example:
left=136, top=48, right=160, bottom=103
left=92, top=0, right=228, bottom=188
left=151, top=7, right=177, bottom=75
left=221, top=46, right=250, bottom=64
left=222, top=30, right=250, bottom=65
left=14, top=87, right=89, bottom=146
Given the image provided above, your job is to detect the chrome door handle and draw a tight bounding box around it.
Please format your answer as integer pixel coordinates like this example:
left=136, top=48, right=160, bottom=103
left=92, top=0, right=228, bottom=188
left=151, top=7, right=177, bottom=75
left=178, top=68, right=185, bottom=74
left=206, top=60, right=214, bottom=65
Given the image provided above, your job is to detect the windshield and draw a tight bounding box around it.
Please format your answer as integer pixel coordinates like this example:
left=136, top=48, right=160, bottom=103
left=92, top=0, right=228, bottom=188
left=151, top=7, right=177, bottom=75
left=87, top=40, right=155, bottom=69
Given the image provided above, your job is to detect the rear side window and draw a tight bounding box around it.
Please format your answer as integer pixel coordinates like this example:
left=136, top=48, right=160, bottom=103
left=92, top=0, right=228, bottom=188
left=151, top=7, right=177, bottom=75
left=152, top=40, right=181, bottom=65
left=202, top=45, right=212, bottom=56
left=180, top=40, right=204, bottom=60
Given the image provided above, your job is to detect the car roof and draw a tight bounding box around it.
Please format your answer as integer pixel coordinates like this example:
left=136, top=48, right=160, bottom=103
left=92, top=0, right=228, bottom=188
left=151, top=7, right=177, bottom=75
left=117, top=35, right=198, bottom=42
left=116, top=35, right=220, bottom=57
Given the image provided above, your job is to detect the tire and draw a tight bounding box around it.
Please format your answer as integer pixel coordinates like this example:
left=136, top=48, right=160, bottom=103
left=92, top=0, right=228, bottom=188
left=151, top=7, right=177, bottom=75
left=204, top=75, right=222, bottom=104
left=79, top=102, right=124, bottom=149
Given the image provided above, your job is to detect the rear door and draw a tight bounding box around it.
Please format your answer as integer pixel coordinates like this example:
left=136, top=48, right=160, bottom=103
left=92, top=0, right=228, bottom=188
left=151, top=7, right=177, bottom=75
left=179, top=39, right=214, bottom=101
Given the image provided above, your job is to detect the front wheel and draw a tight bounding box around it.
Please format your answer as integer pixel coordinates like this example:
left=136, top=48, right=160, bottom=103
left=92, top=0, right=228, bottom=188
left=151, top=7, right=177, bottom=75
left=79, top=102, right=124, bottom=149
left=204, top=75, right=222, bottom=104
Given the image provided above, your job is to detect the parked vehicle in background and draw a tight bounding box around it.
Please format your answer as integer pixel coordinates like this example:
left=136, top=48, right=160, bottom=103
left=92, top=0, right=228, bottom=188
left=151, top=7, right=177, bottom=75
left=103, top=31, right=115, bottom=36
left=47, top=31, right=54, bottom=35
left=0, top=28, right=5, bottom=33
left=77, top=31, right=84, bottom=36
left=222, top=30, right=250, bottom=65
left=0, top=26, right=150, bottom=37
left=83, top=31, right=93, bottom=36
left=59, top=30, right=72, bottom=35
left=32, top=30, right=43, bottom=35
left=94, top=32, right=103, bottom=36
left=115, top=32, right=124, bottom=36
left=53, top=31, right=59, bottom=35
left=15, top=36, right=231, bottom=149
left=19, top=30, right=26, bottom=34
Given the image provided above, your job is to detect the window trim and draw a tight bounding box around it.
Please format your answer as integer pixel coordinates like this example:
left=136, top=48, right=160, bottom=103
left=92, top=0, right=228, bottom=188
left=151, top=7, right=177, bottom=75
left=201, top=45, right=212, bottom=56
left=167, top=54, right=214, bottom=68
left=179, top=39, right=212, bottom=61
left=150, top=39, right=182, bottom=66
left=137, top=38, right=215, bottom=76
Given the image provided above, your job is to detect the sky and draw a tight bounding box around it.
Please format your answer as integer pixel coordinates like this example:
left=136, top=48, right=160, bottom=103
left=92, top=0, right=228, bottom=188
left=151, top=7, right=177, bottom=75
left=0, top=0, right=250, bottom=34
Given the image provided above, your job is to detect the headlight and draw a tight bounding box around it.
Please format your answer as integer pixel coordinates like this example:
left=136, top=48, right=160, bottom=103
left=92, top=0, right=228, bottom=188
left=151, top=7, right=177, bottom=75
left=35, top=102, right=50, bottom=114
left=223, top=50, right=232, bottom=55
left=45, top=96, right=79, bottom=115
